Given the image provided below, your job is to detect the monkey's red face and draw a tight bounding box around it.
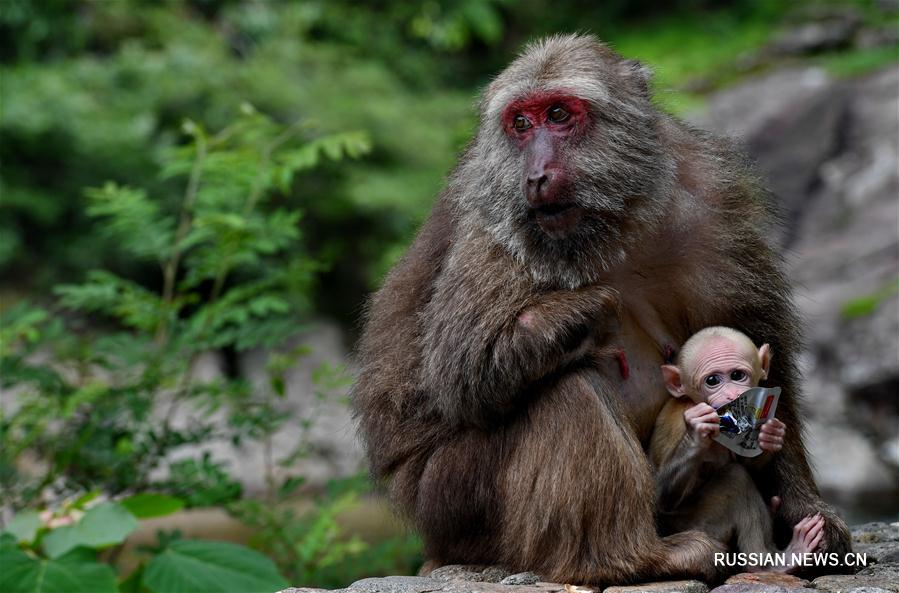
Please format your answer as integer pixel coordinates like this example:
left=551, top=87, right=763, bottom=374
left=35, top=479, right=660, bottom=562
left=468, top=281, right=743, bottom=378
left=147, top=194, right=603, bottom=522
left=502, top=92, right=590, bottom=237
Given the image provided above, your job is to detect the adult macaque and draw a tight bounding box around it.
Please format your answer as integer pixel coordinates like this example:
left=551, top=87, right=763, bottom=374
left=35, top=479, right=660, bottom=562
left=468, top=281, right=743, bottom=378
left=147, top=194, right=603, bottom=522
left=651, top=327, right=825, bottom=573
left=353, top=34, right=850, bottom=584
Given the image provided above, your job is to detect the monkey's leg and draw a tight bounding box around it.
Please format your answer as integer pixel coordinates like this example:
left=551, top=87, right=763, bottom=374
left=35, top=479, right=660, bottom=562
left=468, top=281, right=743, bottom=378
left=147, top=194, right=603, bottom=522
left=403, top=425, right=507, bottom=567
left=680, top=465, right=782, bottom=567
left=499, top=371, right=723, bottom=585
left=700, top=466, right=828, bottom=574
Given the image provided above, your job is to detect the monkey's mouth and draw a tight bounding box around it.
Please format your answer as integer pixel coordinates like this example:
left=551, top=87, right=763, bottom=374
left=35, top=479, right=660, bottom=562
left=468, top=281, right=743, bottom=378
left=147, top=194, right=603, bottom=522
left=533, top=202, right=581, bottom=235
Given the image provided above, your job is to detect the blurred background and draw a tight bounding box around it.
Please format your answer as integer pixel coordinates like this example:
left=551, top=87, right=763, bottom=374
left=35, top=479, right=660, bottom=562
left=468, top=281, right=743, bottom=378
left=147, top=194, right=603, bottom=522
left=1, top=0, right=897, bottom=591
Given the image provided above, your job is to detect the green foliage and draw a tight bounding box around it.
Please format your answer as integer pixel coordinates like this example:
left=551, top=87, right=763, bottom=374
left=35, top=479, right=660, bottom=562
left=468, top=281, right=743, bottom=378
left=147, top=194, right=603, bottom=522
left=0, top=546, right=119, bottom=593
left=819, top=45, right=899, bottom=78
left=0, top=496, right=287, bottom=593
left=42, top=502, right=138, bottom=558
left=5, top=510, right=41, bottom=545
left=0, top=0, right=476, bottom=300
left=1, top=107, right=366, bottom=512
left=144, top=539, right=287, bottom=593
left=230, top=476, right=422, bottom=587
left=0, top=106, right=384, bottom=588
left=233, top=493, right=366, bottom=586
left=841, top=278, right=899, bottom=320
left=119, top=493, right=185, bottom=519
left=155, top=455, right=243, bottom=508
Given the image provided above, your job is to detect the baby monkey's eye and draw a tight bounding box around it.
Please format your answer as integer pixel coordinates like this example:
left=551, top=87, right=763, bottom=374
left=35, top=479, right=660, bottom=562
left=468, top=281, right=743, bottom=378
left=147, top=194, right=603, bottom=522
left=704, top=375, right=721, bottom=387
left=547, top=105, right=570, bottom=123
left=731, top=370, right=747, bottom=381
left=512, top=115, right=532, bottom=131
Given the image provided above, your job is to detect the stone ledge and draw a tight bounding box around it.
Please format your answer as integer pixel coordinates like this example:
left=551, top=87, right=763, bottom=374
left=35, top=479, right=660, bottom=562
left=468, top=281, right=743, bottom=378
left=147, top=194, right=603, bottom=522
left=279, top=522, right=899, bottom=593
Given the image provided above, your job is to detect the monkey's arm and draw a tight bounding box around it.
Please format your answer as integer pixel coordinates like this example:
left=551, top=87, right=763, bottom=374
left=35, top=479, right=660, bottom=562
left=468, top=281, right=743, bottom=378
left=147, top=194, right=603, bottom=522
left=649, top=399, right=715, bottom=510
left=352, top=196, right=456, bottom=480
left=419, top=237, right=617, bottom=427
left=654, top=434, right=711, bottom=510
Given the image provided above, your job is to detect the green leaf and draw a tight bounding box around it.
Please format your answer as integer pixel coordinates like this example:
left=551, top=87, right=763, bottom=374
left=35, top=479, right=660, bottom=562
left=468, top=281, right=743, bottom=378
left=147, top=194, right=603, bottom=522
left=0, top=304, right=49, bottom=352
left=84, top=182, right=175, bottom=261
left=0, top=547, right=118, bottom=593
left=276, top=130, right=371, bottom=176
left=42, top=502, right=139, bottom=558
left=71, top=491, right=102, bottom=510
left=840, top=278, right=899, bottom=320
left=461, top=0, right=503, bottom=44
left=119, top=563, right=146, bottom=593
left=55, top=270, right=164, bottom=332
left=120, top=494, right=185, bottom=519
left=62, top=383, right=110, bottom=418
left=5, top=510, right=41, bottom=544
left=143, top=539, right=287, bottom=593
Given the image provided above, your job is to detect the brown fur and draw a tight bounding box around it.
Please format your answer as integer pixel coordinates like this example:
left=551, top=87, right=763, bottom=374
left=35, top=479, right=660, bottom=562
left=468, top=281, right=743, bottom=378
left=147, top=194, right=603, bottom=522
left=352, top=34, right=850, bottom=584
left=650, top=399, right=781, bottom=558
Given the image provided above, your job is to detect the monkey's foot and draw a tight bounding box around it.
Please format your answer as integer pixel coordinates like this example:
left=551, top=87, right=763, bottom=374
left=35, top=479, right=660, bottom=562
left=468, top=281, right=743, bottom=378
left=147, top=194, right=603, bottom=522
left=775, top=513, right=826, bottom=574
left=657, top=530, right=727, bottom=582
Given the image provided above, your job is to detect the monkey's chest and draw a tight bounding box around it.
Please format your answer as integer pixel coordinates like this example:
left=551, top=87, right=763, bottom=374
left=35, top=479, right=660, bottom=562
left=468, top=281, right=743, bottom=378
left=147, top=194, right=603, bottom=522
left=602, top=306, right=678, bottom=443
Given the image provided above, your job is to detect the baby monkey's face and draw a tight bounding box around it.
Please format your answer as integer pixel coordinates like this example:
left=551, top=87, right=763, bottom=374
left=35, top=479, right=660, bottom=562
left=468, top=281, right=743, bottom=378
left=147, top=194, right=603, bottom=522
left=687, top=337, right=764, bottom=409
left=661, top=328, right=772, bottom=408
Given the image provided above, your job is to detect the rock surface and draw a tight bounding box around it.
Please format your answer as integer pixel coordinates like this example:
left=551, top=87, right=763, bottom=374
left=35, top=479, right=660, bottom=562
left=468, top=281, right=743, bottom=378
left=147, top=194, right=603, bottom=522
left=154, top=319, right=364, bottom=494
left=767, top=7, right=861, bottom=56
left=278, top=525, right=899, bottom=593
left=708, top=586, right=817, bottom=593
left=853, top=523, right=899, bottom=565
left=604, top=580, right=709, bottom=593
left=724, top=574, right=809, bottom=588
left=811, top=560, right=899, bottom=592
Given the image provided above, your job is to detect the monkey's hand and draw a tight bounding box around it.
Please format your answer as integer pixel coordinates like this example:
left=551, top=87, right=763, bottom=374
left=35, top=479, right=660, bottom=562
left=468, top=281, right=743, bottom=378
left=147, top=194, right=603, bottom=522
left=683, top=403, right=719, bottom=446
left=515, top=284, right=618, bottom=366
left=758, top=417, right=785, bottom=453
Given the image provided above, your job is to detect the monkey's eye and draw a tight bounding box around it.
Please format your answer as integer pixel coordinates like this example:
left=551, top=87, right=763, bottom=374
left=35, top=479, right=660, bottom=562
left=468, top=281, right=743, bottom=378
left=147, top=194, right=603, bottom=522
left=512, top=115, right=532, bottom=131
left=547, top=105, right=570, bottom=123
left=704, top=375, right=721, bottom=387
left=730, top=370, right=747, bottom=381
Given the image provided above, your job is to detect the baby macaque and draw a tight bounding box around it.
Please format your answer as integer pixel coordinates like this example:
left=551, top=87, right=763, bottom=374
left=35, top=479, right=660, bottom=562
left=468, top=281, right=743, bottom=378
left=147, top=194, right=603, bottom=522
left=649, top=326, right=824, bottom=573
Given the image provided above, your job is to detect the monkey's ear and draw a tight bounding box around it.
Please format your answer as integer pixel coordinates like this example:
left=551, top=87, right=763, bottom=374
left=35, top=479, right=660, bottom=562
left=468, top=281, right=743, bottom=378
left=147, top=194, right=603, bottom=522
left=621, top=59, right=653, bottom=96
left=660, top=365, right=686, bottom=398
left=758, top=344, right=772, bottom=380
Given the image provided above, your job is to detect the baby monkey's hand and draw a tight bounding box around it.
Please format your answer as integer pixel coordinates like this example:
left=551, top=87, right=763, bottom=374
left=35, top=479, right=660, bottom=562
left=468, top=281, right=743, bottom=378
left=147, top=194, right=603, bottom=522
left=683, top=403, right=720, bottom=446
left=758, top=417, right=786, bottom=452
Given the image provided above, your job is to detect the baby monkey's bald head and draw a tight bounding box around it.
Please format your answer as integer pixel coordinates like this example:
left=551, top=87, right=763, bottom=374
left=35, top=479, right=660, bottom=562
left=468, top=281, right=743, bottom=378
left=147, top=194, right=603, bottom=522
left=661, top=327, right=771, bottom=409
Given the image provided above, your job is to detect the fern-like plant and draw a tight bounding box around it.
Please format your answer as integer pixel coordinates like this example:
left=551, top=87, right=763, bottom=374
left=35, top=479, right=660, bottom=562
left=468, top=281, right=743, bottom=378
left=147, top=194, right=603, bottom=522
left=0, top=105, right=371, bottom=592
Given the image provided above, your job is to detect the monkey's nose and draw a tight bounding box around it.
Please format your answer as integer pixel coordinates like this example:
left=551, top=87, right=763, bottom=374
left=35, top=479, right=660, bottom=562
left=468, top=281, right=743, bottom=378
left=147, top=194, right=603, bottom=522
left=526, top=173, right=552, bottom=206
left=527, top=173, right=549, bottom=191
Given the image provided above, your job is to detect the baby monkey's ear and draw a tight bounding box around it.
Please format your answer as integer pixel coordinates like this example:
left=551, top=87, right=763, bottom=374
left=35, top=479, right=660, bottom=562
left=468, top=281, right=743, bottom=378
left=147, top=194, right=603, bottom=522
left=758, top=343, right=772, bottom=380
left=661, top=364, right=686, bottom=398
